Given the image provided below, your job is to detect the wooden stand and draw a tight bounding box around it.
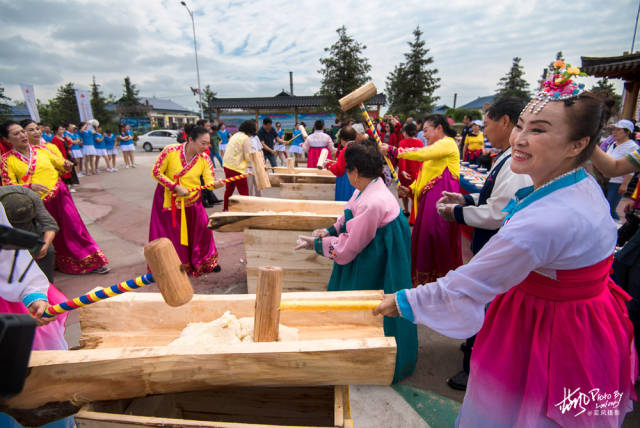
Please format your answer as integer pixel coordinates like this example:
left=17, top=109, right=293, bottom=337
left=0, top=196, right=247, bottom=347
left=280, top=183, right=335, bottom=200
left=75, top=385, right=352, bottom=428
left=287, top=157, right=296, bottom=173
left=253, top=266, right=283, bottom=342
left=4, top=290, right=393, bottom=420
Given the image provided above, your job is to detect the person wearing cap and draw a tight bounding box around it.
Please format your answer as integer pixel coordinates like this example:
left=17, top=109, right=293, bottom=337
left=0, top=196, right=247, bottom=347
left=462, top=120, right=484, bottom=164
left=601, top=119, right=637, bottom=220
left=0, top=185, right=59, bottom=282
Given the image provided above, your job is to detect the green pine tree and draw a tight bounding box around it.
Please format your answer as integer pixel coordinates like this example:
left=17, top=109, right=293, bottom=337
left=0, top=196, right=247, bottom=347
left=198, top=85, right=218, bottom=121
left=386, top=26, right=440, bottom=117
left=118, top=76, right=141, bottom=106
left=38, top=83, right=80, bottom=127
left=90, top=76, right=114, bottom=128
left=317, top=26, right=372, bottom=116
left=591, top=77, right=623, bottom=112
left=495, top=57, right=531, bottom=102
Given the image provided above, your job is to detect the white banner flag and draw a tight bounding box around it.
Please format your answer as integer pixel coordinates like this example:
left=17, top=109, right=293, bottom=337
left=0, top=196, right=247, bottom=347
left=74, top=89, right=94, bottom=122
left=19, top=84, right=40, bottom=123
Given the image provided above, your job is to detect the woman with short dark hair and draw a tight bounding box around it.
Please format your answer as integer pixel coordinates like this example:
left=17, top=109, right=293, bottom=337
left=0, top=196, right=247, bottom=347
left=221, top=120, right=256, bottom=210
left=296, top=139, right=418, bottom=383
left=149, top=126, right=223, bottom=276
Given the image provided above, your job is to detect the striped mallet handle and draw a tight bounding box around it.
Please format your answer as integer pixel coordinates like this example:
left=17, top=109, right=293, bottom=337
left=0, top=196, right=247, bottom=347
left=359, top=104, right=399, bottom=184
left=185, top=172, right=253, bottom=192
left=279, top=300, right=382, bottom=311
left=43, top=273, right=154, bottom=318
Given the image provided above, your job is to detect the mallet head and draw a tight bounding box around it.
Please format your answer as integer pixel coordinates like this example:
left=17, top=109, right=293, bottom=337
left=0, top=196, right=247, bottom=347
left=144, top=238, right=193, bottom=307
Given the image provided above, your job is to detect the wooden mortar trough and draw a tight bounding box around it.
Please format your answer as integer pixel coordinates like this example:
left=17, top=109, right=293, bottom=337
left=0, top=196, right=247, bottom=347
left=210, top=196, right=346, bottom=293
left=5, top=290, right=394, bottom=421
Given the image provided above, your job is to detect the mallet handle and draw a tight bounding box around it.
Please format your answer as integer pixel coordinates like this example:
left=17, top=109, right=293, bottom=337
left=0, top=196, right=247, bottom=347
left=43, top=273, right=154, bottom=318
left=279, top=300, right=381, bottom=311
left=184, top=172, right=253, bottom=193
left=359, top=104, right=399, bottom=183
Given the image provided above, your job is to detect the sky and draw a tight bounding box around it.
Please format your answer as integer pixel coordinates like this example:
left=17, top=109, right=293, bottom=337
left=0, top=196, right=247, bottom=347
left=0, top=0, right=636, bottom=113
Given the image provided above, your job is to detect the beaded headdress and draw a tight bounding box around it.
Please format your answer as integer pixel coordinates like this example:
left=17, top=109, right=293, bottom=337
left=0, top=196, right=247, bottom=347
left=524, top=60, right=587, bottom=114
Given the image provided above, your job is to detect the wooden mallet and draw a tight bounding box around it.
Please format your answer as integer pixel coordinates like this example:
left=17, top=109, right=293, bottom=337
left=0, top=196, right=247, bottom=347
left=339, top=82, right=400, bottom=183
left=43, top=238, right=193, bottom=317
left=249, top=151, right=272, bottom=191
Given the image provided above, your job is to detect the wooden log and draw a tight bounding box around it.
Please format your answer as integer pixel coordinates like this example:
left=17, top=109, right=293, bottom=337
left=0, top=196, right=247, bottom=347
left=227, top=195, right=345, bottom=215
left=208, top=212, right=337, bottom=232
left=280, top=183, right=335, bottom=201
left=272, top=173, right=336, bottom=185
left=249, top=152, right=271, bottom=190
left=244, top=229, right=334, bottom=293
left=4, top=291, right=394, bottom=413
left=270, top=167, right=334, bottom=176
left=253, top=266, right=283, bottom=342
left=339, top=82, right=377, bottom=111
left=143, top=238, right=193, bottom=307
left=287, top=157, right=295, bottom=173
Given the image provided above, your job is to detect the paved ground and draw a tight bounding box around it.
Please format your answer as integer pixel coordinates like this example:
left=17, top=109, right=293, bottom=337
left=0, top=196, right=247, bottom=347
left=50, top=149, right=638, bottom=427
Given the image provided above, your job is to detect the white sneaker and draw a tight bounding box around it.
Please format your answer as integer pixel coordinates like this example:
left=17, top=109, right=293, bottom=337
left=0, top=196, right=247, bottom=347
left=69, top=188, right=76, bottom=193
left=125, top=165, right=130, bottom=169
left=77, top=172, right=85, bottom=177
left=131, top=164, right=137, bottom=168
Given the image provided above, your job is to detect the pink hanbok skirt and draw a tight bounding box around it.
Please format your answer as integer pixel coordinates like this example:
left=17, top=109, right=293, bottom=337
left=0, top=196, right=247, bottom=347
left=43, top=180, right=108, bottom=274
left=0, top=284, right=69, bottom=351
left=307, top=146, right=332, bottom=168
left=411, top=167, right=462, bottom=286
left=148, top=184, right=218, bottom=277
left=459, top=256, right=638, bottom=427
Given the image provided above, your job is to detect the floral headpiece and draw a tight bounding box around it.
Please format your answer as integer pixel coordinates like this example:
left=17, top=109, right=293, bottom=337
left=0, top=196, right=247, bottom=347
left=524, top=60, right=587, bottom=114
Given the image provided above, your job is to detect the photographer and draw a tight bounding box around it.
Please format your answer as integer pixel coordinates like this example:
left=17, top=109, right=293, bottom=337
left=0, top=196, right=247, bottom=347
left=0, top=186, right=59, bottom=283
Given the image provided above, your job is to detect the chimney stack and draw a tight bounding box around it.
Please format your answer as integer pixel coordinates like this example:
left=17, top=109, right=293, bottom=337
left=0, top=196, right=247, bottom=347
left=289, top=71, right=294, bottom=96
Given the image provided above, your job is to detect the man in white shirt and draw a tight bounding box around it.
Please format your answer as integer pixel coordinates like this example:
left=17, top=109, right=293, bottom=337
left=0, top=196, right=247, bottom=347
left=603, top=119, right=637, bottom=220
left=436, top=97, right=533, bottom=391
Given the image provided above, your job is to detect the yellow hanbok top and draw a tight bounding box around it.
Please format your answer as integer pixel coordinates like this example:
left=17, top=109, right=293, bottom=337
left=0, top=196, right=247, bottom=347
left=465, top=133, right=484, bottom=151
left=398, top=136, right=460, bottom=214
left=151, top=143, right=215, bottom=210
left=0, top=145, right=66, bottom=201
left=222, top=132, right=252, bottom=174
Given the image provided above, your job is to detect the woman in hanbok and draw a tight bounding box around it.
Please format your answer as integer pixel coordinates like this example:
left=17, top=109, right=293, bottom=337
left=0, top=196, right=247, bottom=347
left=323, top=125, right=357, bottom=201
left=384, top=114, right=462, bottom=285
left=375, top=64, right=637, bottom=427
left=0, top=203, right=74, bottom=428
left=303, top=120, right=335, bottom=168
left=462, top=120, right=484, bottom=164
left=296, top=139, right=417, bottom=383
left=0, top=121, right=109, bottom=274
left=149, top=125, right=223, bottom=276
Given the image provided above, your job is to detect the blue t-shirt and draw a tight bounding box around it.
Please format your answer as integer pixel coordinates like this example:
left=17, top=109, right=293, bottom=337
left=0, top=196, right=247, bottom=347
left=94, top=133, right=104, bottom=149
left=80, top=130, right=94, bottom=146
left=103, top=134, right=116, bottom=149
left=119, top=132, right=132, bottom=145
left=277, top=129, right=284, bottom=140
left=65, top=131, right=81, bottom=150
left=218, top=129, right=230, bottom=145
left=41, top=132, right=53, bottom=143
left=291, top=129, right=303, bottom=146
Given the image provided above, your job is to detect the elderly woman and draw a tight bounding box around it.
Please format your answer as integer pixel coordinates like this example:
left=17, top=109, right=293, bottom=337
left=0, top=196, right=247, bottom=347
left=1, top=121, right=109, bottom=274
left=599, top=120, right=637, bottom=219
left=375, top=64, right=637, bottom=427
left=221, top=120, right=256, bottom=211
left=296, top=139, right=417, bottom=383
left=149, top=126, right=223, bottom=277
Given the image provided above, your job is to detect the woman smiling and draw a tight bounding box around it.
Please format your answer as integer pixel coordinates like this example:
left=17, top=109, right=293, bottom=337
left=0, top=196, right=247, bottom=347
left=374, top=63, right=637, bottom=427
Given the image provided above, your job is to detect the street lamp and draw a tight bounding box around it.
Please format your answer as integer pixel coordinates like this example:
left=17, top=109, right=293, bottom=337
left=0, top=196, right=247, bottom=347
left=180, top=0, right=203, bottom=119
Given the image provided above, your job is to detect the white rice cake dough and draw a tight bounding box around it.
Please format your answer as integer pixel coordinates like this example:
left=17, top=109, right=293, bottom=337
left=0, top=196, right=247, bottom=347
left=169, top=311, right=299, bottom=346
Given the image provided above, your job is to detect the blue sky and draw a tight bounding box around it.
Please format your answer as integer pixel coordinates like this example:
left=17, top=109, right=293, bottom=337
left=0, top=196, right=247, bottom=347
left=0, top=0, right=635, bottom=112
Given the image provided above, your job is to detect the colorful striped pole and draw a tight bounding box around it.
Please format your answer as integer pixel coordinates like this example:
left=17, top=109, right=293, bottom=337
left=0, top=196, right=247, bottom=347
left=184, top=172, right=253, bottom=193
left=43, top=273, right=154, bottom=318
left=359, top=103, right=399, bottom=184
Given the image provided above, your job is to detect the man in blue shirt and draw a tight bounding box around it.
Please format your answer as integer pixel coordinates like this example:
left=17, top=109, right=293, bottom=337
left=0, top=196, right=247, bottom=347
left=257, top=117, right=278, bottom=168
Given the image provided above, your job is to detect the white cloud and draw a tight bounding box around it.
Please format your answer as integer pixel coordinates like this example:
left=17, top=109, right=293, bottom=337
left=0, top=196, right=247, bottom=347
left=0, top=0, right=633, bottom=112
